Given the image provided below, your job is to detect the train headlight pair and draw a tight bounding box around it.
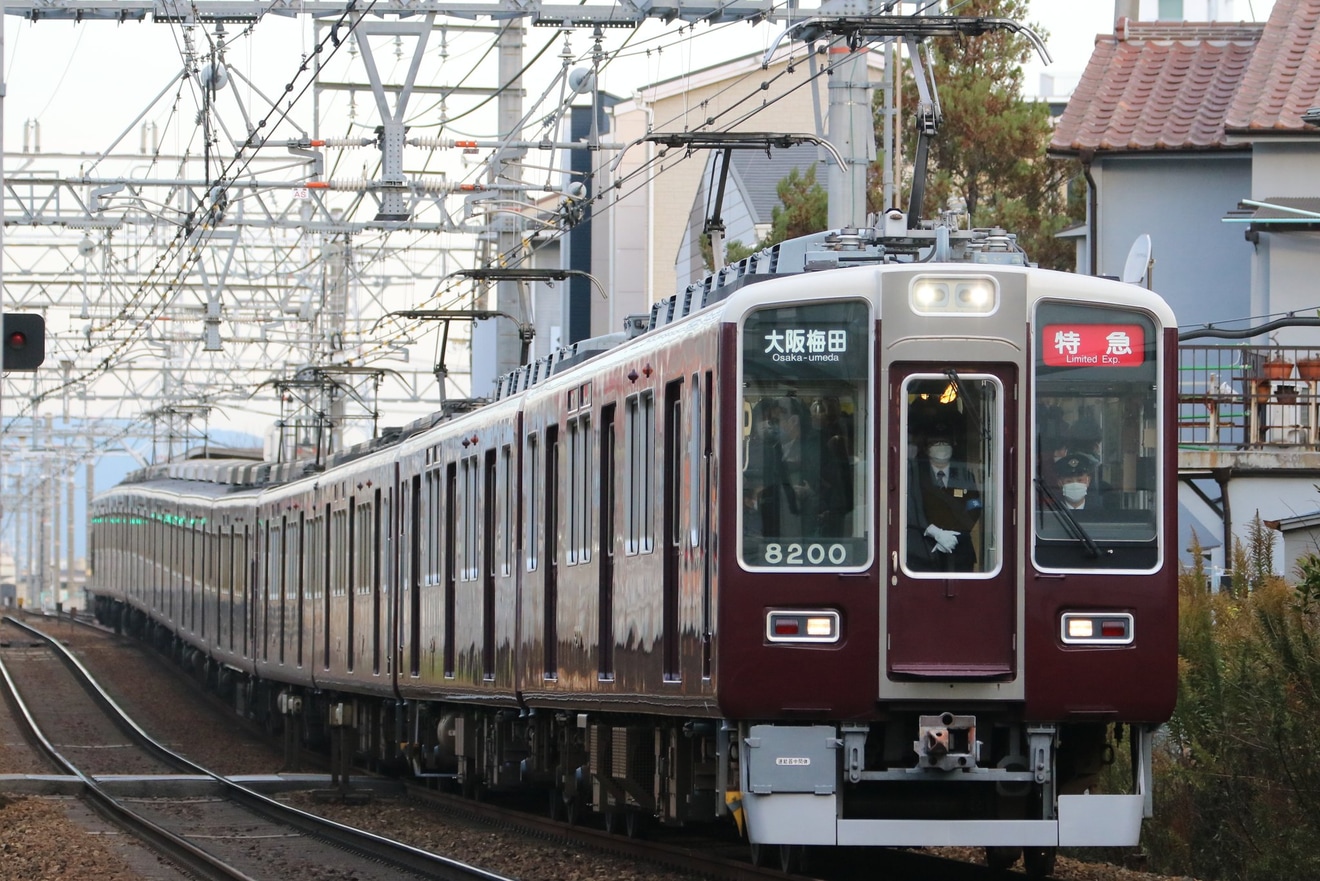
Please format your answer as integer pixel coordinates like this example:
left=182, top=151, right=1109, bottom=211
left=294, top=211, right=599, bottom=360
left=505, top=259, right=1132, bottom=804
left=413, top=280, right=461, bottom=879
left=909, top=275, right=999, bottom=316
left=1060, top=612, right=1134, bottom=645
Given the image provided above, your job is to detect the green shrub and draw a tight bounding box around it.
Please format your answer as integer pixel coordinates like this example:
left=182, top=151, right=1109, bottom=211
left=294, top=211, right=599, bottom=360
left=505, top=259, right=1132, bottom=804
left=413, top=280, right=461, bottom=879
left=1145, top=514, right=1320, bottom=878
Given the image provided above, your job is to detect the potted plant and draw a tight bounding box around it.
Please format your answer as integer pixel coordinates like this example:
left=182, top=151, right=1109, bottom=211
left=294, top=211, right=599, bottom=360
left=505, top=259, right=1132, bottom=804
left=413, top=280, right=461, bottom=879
left=1264, top=357, right=1296, bottom=380
left=1299, top=353, right=1320, bottom=381
left=1276, top=384, right=1299, bottom=405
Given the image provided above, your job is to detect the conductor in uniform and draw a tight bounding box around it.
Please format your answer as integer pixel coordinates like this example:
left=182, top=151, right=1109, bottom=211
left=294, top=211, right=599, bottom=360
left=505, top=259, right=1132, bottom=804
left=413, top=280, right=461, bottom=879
left=907, top=420, right=982, bottom=572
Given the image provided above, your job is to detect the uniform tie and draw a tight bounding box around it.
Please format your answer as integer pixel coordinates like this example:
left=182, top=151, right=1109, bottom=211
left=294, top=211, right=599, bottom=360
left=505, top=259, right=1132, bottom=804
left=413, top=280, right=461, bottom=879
left=937, top=470, right=947, bottom=488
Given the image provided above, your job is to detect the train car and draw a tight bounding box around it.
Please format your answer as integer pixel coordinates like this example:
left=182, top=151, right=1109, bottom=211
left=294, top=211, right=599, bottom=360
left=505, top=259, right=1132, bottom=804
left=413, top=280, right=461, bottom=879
left=89, top=218, right=1177, bottom=876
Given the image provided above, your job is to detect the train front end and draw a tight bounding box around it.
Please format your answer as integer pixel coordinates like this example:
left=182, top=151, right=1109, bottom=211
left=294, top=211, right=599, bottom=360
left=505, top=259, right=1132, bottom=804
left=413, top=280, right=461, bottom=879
left=716, top=231, right=1177, bottom=869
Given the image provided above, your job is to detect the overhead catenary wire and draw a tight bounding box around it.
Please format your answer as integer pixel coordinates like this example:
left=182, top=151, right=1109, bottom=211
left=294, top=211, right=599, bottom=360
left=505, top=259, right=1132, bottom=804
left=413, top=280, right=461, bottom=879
left=8, top=0, right=905, bottom=435
left=5, top=0, right=380, bottom=429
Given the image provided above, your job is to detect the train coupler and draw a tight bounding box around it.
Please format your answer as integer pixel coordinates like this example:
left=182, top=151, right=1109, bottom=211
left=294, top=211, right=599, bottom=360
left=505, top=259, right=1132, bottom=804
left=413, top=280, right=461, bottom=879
left=914, top=712, right=980, bottom=771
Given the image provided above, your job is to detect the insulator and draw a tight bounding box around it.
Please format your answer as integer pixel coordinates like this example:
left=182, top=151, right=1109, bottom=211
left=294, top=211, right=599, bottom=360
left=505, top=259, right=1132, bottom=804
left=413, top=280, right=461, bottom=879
left=412, top=179, right=457, bottom=194
left=321, top=178, right=375, bottom=191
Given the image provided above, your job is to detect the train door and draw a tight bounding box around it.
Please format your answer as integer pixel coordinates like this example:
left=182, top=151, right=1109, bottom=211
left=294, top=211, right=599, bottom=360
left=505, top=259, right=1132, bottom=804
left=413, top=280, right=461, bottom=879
left=598, top=404, right=616, bottom=679
left=663, top=379, right=683, bottom=681
left=373, top=487, right=384, bottom=677
left=244, top=523, right=254, bottom=658
left=408, top=474, right=422, bottom=678
left=394, top=470, right=417, bottom=684
left=483, top=449, right=497, bottom=680
left=887, top=368, right=1017, bottom=679
left=543, top=425, right=560, bottom=679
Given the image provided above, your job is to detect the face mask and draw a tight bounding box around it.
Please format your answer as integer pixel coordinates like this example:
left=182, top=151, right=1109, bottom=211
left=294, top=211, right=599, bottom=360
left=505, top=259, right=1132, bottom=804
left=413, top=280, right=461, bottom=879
left=1061, top=481, right=1088, bottom=503
left=927, top=443, right=953, bottom=462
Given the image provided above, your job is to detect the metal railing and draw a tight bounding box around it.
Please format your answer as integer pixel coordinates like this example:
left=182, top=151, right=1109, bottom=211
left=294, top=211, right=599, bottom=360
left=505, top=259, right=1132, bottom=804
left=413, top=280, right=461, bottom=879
left=1179, top=346, right=1320, bottom=450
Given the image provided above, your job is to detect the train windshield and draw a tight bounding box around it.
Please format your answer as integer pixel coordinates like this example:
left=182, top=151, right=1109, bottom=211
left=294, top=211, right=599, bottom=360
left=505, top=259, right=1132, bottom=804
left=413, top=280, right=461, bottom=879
left=900, top=373, right=1003, bottom=578
left=739, top=299, right=870, bottom=569
left=1033, top=301, right=1160, bottom=570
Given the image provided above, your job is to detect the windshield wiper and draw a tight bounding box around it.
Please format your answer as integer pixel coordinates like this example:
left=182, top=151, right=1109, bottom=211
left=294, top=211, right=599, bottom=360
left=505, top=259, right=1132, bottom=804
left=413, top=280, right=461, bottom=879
left=945, top=368, right=984, bottom=433
left=1034, top=477, right=1100, bottom=558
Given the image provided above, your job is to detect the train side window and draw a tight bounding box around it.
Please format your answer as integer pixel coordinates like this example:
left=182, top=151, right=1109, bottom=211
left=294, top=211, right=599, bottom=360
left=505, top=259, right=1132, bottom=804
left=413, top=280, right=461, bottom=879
left=461, top=454, right=479, bottom=582
left=501, top=444, right=514, bottom=577
left=689, top=373, right=702, bottom=549
left=739, top=299, right=871, bottom=570
left=567, top=413, right=593, bottom=565
left=625, top=390, right=656, bottom=555
left=1032, top=302, right=1160, bottom=571
left=426, top=469, right=441, bottom=585
left=568, top=419, right=579, bottom=565
left=527, top=432, right=539, bottom=571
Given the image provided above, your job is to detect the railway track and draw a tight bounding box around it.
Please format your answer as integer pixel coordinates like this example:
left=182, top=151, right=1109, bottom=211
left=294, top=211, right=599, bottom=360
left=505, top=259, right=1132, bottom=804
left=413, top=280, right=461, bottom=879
left=0, top=615, right=521, bottom=881
left=3, top=612, right=1105, bottom=881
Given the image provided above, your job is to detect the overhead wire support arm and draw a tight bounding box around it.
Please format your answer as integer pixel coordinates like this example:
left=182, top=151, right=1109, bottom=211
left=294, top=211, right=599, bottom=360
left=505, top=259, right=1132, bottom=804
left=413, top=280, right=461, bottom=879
left=640, top=132, right=847, bottom=272
left=761, top=15, right=1052, bottom=68
left=382, top=307, right=531, bottom=379
left=756, top=14, right=1050, bottom=229
left=382, top=267, right=605, bottom=375
left=643, top=131, right=846, bottom=170
left=904, top=34, right=939, bottom=229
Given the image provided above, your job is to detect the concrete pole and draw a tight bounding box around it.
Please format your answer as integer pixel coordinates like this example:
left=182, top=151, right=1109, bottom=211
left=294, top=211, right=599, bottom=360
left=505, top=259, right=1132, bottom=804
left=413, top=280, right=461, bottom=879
left=36, top=424, right=47, bottom=608
left=85, top=460, right=94, bottom=610
left=51, top=447, right=60, bottom=608
left=881, top=39, right=897, bottom=211
left=492, top=21, right=527, bottom=385
left=66, top=464, right=75, bottom=608
left=0, top=1, right=7, bottom=586
left=22, top=470, right=32, bottom=605
left=826, top=41, right=876, bottom=229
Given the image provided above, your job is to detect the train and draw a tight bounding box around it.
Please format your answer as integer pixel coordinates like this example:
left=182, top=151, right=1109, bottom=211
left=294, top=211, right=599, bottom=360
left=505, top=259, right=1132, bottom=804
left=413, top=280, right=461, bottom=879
left=89, top=216, right=1177, bottom=877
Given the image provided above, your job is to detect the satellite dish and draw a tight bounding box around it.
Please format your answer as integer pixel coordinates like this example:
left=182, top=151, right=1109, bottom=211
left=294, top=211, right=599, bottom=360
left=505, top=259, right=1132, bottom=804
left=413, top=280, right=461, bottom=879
left=1122, top=233, right=1153, bottom=286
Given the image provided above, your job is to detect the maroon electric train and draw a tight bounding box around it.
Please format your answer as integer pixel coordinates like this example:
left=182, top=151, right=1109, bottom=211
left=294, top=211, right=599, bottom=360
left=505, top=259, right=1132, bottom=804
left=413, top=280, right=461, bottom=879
left=90, top=220, right=1177, bottom=876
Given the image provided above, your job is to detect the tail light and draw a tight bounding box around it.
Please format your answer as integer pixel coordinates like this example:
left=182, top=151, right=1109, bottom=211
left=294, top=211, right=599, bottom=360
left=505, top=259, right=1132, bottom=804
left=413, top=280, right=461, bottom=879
left=766, top=610, right=841, bottom=644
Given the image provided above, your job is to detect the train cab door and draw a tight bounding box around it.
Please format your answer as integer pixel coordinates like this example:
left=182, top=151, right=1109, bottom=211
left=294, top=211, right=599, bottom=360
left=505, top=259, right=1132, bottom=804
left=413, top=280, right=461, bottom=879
left=886, top=367, right=1018, bottom=680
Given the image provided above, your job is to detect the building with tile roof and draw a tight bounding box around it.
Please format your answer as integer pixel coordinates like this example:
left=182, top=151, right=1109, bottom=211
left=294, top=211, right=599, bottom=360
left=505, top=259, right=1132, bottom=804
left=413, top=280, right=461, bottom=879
left=1051, top=1, right=1320, bottom=339
left=1053, top=0, right=1320, bottom=580
left=1048, top=18, right=1263, bottom=325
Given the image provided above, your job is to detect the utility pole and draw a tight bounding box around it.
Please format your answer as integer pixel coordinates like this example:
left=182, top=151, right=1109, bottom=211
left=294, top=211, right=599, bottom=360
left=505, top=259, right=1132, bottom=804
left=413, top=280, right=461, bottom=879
left=826, top=38, right=875, bottom=229
left=483, top=19, right=529, bottom=392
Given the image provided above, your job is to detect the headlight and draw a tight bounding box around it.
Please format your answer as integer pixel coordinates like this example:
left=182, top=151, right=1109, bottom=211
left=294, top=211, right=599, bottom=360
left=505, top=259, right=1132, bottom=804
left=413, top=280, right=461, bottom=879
left=909, top=275, right=999, bottom=316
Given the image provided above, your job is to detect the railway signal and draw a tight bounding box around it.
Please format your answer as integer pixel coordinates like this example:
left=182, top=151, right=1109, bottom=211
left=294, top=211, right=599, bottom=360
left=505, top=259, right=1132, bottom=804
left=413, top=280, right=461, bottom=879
left=3, top=314, right=46, bottom=371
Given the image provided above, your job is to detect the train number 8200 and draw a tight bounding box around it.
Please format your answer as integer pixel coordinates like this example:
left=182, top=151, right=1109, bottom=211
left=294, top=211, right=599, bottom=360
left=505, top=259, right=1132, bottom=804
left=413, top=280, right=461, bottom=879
left=762, top=542, right=850, bottom=566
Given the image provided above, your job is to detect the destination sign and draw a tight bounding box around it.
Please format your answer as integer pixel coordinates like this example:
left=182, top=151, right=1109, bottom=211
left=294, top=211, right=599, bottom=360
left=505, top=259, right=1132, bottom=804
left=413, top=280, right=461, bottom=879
left=1042, top=324, right=1145, bottom=368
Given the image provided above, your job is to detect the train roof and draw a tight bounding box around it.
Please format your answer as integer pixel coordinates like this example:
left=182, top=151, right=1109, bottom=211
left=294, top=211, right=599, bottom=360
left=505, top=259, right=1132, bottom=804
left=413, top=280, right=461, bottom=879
left=492, top=221, right=1029, bottom=401
left=102, top=218, right=1149, bottom=501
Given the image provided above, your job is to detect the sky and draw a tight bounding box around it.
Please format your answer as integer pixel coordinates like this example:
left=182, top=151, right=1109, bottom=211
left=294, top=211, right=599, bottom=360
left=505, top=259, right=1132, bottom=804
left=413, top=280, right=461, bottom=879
left=0, top=1, right=1282, bottom=154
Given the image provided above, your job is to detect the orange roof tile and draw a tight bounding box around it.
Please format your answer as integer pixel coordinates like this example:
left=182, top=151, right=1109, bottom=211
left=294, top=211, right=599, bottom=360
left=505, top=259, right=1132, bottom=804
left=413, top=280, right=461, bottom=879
left=1050, top=19, right=1263, bottom=155
left=1225, top=0, right=1320, bottom=132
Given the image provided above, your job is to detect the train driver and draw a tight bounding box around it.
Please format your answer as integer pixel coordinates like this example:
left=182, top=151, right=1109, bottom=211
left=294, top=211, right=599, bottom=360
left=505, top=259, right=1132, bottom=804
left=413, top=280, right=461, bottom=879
left=1054, top=454, right=1103, bottom=514
left=907, top=416, right=982, bottom=572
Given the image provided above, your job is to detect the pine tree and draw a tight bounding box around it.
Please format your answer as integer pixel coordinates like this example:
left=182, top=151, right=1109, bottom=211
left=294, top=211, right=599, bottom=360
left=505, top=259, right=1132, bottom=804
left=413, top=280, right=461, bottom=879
left=892, top=0, right=1081, bottom=269
left=737, top=0, right=1082, bottom=269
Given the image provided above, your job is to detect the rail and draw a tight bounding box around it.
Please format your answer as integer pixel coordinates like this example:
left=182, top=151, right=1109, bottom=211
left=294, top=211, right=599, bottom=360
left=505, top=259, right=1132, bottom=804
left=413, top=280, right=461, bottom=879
left=0, top=615, right=513, bottom=881
left=1179, top=346, right=1320, bottom=451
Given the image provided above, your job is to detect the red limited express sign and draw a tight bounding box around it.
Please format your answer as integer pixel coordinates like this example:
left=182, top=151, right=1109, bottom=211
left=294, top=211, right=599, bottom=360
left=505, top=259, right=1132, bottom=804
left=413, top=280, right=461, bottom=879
left=1043, top=324, right=1145, bottom=367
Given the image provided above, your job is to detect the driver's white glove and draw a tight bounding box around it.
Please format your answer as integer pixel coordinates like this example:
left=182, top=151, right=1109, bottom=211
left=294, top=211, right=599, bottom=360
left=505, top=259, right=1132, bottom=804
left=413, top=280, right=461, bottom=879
left=925, top=524, right=960, bottom=554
